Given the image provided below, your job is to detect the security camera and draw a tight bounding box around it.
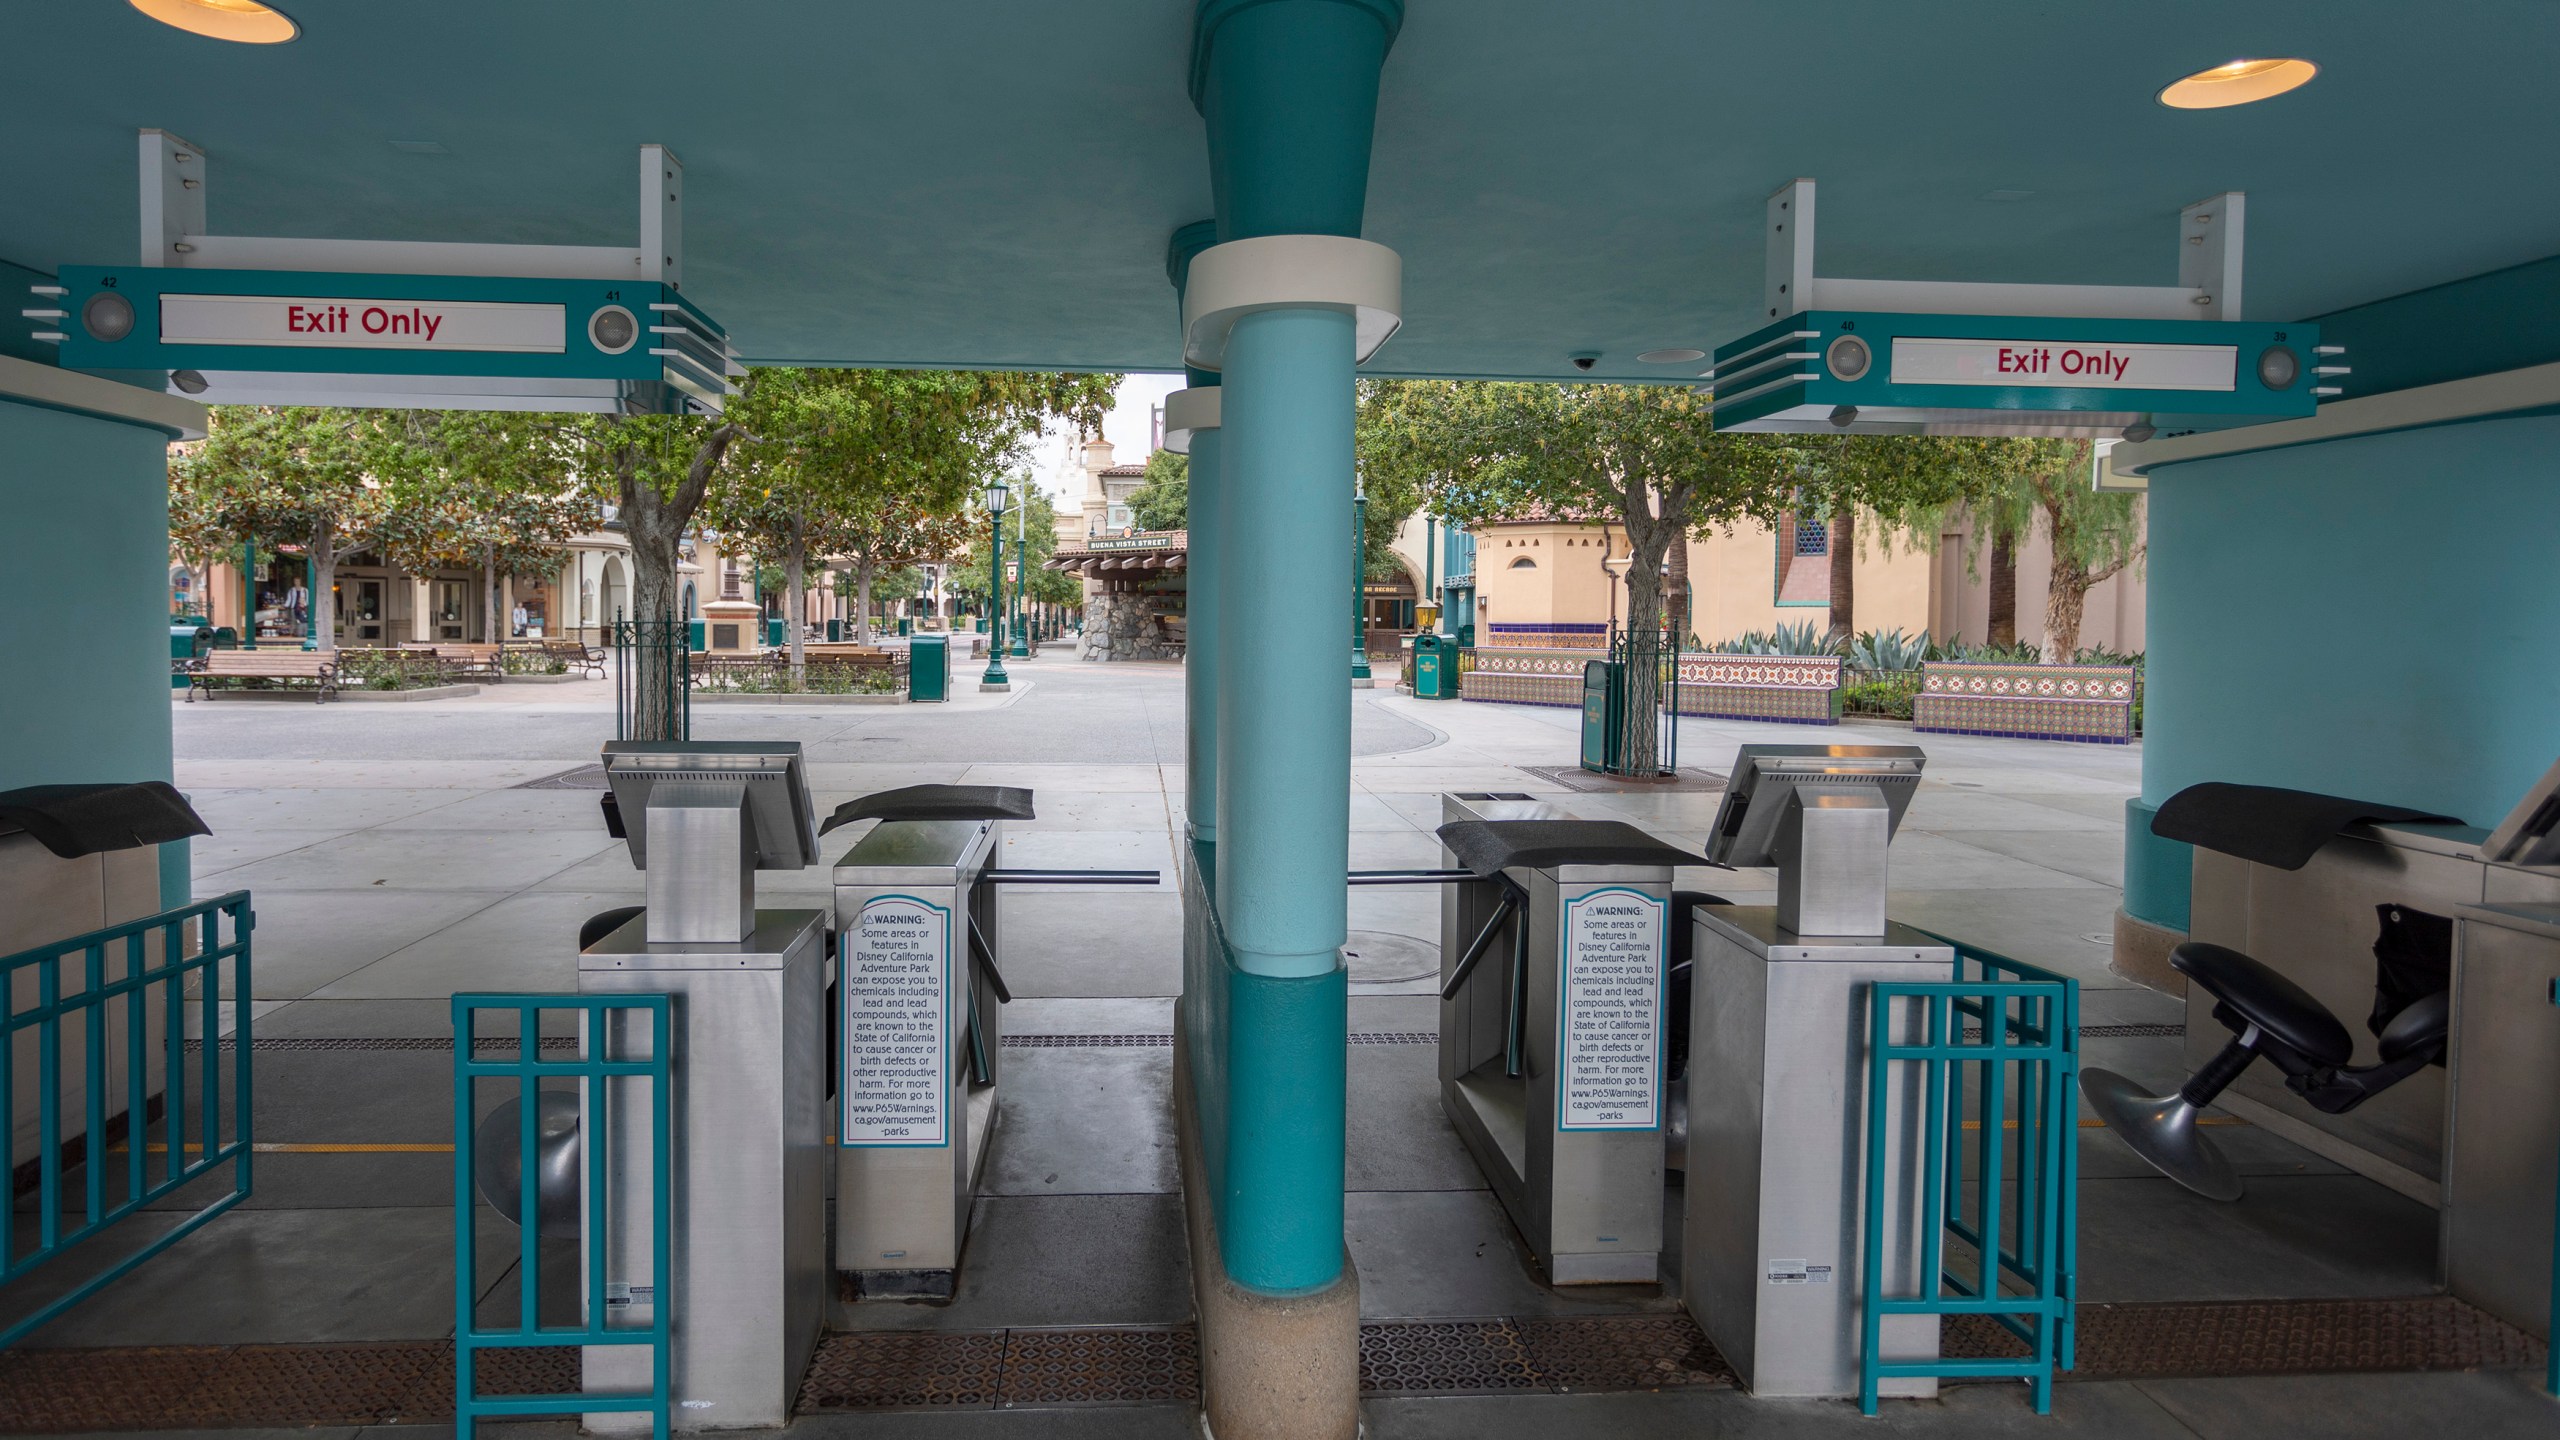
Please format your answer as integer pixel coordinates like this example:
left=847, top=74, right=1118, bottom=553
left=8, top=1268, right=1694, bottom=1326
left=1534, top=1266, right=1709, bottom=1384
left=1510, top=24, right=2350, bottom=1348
left=1568, top=352, right=1601, bottom=372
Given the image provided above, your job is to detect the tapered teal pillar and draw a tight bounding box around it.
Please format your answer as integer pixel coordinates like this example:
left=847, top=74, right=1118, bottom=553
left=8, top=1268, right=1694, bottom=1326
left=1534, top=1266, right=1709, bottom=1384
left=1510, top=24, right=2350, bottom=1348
left=1173, top=5, right=1402, bottom=1437
left=1169, top=221, right=1224, bottom=847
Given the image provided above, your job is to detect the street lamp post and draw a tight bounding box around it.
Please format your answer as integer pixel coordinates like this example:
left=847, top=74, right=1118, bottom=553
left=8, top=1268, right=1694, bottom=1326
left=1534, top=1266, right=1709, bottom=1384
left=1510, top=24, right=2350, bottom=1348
left=1008, top=484, right=1030, bottom=658
left=1350, top=475, right=1372, bottom=685
left=980, top=476, right=1012, bottom=691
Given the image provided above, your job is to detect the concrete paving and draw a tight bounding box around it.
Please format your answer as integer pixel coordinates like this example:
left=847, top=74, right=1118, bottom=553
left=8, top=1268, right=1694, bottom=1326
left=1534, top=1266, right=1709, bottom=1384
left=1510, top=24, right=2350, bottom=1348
left=1, top=657, right=2510, bottom=1435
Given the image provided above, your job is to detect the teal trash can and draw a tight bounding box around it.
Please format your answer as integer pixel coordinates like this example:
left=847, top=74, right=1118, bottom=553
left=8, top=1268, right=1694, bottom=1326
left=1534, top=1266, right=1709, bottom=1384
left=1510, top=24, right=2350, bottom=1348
left=1580, top=659, right=1621, bottom=773
left=975, top=616, right=988, bottom=634
left=687, top=619, right=706, bottom=652
left=898, top=618, right=912, bottom=637
left=170, top=620, right=213, bottom=689
left=909, top=635, right=949, bottom=703
left=765, top=617, right=785, bottom=648
left=826, top=618, right=842, bottom=642
left=1411, top=632, right=1453, bottom=699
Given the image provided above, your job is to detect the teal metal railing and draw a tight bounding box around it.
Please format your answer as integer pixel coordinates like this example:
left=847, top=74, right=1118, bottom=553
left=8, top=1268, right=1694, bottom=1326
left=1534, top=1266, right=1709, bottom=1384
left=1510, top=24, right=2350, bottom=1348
left=1, top=892, right=253, bottom=1347
left=453, top=994, right=672, bottom=1438
left=1858, top=939, right=2078, bottom=1415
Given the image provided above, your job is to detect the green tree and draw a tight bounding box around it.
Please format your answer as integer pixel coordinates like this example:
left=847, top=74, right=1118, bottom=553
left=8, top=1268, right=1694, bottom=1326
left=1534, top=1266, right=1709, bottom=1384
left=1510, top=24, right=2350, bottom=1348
left=173, top=407, right=409, bottom=651
left=1965, top=438, right=2142, bottom=657
left=1362, top=380, right=1800, bottom=769
left=377, top=412, right=598, bottom=656
left=1785, top=436, right=2016, bottom=642
left=1127, top=447, right=1188, bottom=531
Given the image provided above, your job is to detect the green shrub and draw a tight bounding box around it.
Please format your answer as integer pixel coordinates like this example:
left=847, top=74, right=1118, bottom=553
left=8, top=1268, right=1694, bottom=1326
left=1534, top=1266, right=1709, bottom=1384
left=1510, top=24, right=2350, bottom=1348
left=335, top=649, right=444, bottom=691
left=1840, top=673, right=1921, bottom=719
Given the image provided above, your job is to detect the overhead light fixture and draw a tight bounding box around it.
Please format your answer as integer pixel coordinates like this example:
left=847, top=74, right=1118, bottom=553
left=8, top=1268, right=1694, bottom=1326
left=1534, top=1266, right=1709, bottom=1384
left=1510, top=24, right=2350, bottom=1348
left=1827, top=405, right=1859, bottom=429
left=130, top=0, right=300, bottom=44
left=2121, top=421, right=2156, bottom=443
left=169, top=369, right=210, bottom=395
left=2158, top=58, right=2316, bottom=110
left=1637, top=348, right=1705, bottom=365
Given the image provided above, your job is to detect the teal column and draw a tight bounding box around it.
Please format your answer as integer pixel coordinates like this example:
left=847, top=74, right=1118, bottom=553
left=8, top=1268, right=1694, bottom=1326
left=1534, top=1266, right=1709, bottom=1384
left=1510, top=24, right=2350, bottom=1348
left=1186, top=426, right=1224, bottom=842
left=1193, top=0, right=1400, bottom=1300
left=0, top=399, right=189, bottom=905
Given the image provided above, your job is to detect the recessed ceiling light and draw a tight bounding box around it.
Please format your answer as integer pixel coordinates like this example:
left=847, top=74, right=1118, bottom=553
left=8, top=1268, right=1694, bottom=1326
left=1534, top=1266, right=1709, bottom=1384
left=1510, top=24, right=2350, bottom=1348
left=2158, top=58, right=2316, bottom=110
left=130, top=0, right=298, bottom=44
left=1637, top=348, right=1706, bottom=365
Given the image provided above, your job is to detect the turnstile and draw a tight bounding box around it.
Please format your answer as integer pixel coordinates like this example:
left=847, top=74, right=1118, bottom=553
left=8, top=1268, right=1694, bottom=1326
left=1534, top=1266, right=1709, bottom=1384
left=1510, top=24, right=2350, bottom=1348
left=583, top=742, right=829, bottom=1432
left=1437, top=793, right=1672, bottom=1285
left=1683, top=907, right=1945, bottom=1398
left=830, top=817, right=1003, bottom=1298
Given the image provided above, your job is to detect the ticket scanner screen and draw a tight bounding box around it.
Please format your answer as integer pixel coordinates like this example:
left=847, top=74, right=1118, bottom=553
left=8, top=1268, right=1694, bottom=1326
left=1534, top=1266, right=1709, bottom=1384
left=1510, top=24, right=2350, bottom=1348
left=601, top=740, right=821, bottom=870
left=1705, top=744, right=1926, bottom=868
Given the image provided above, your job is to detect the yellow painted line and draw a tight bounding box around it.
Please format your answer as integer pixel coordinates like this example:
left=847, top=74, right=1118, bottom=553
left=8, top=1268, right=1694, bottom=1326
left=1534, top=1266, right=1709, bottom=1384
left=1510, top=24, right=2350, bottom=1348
left=113, top=1142, right=455, bottom=1154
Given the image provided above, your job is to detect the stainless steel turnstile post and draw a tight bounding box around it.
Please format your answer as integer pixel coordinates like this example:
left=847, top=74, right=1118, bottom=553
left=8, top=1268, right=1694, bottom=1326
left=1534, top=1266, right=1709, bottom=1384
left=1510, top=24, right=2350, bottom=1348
left=1682, top=907, right=1944, bottom=1399
left=1437, top=793, right=1671, bottom=1285
left=830, top=818, right=1002, bottom=1298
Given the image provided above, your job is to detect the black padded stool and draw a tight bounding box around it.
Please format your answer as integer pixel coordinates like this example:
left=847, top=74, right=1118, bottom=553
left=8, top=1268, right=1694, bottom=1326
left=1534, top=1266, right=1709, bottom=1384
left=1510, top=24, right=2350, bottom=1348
left=2081, top=941, right=2447, bottom=1201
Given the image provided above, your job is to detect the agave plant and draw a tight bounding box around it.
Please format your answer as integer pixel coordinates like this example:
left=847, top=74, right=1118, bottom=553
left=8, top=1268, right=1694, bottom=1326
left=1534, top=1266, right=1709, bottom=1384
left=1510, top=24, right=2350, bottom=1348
left=1942, top=639, right=2044, bottom=664
left=1847, top=627, right=1933, bottom=673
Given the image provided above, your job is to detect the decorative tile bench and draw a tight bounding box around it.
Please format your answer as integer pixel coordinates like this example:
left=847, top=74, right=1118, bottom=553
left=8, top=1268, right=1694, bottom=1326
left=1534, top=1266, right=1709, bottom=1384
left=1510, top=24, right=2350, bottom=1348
left=1481, top=621, right=1609, bottom=650
left=1670, top=654, right=1842, bottom=724
left=1459, top=647, right=1588, bottom=707
left=1914, top=661, right=2138, bottom=744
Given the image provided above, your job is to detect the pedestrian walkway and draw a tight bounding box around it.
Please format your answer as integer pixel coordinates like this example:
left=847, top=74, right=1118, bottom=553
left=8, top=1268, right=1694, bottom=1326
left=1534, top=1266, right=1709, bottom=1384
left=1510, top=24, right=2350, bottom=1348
left=3, top=659, right=2545, bottom=1438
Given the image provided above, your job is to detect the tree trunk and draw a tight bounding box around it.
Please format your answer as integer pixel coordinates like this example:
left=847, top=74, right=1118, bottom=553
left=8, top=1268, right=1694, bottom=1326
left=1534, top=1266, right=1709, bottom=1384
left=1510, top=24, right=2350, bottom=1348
left=1987, top=531, right=2018, bottom=648
left=482, top=543, right=504, bottom=660
left=2044, top=548, right=2091, bottom=661
left=786, top=523, right=808, bottom=684
left=1826, top=505, right=1856, bottom=642
left=1663, top=525, right=1691, bottom=650
left=854, top=555, right=877, bottom=644
left=612, top=419, right=747, bottom=740
left=1615, top=478, right=1688, bottom=778
left=308, top=517, right=339, bottom=653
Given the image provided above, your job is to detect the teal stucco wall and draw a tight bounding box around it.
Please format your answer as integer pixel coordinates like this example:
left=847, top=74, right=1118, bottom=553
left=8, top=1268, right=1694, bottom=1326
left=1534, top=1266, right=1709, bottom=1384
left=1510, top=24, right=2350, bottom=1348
left=2129, top=413, right=2560, bottom=926
left=0, top=397, right=185, bottom=904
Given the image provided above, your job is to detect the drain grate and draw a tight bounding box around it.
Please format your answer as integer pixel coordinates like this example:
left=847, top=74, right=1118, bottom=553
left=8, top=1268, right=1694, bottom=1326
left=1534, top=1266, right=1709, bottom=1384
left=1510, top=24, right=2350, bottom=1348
left=998, top=1327, right=1199, bottom=1407
left=2082, top=1023, right=2186, bottom=1038
left=1349, top=1032, right=1437, bottom=1045
left=798, top=1330, right=1006, bottom=1410
left=4, top=1298, right=2536, bottom=1430
left=1945, top=1296, right=2546, bottom=1381
left=1359, top=1316, right=1731, bottom=1396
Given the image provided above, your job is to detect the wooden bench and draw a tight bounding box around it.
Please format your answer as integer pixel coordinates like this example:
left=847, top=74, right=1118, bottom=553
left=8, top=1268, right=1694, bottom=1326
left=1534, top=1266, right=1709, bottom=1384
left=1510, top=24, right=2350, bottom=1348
left=537, top=638, right=605, bottom=677
left=184, top=649, right=340, bottom=703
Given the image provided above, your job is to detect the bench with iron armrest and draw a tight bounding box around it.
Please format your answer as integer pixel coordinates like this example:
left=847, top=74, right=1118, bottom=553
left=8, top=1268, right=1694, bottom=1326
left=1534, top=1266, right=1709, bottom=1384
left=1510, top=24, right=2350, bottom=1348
left=537, top=638, right=606, bottom=677
left=184, top=649, right=340, bottom=702
left=2081, top=941, right=2450, bottom=1201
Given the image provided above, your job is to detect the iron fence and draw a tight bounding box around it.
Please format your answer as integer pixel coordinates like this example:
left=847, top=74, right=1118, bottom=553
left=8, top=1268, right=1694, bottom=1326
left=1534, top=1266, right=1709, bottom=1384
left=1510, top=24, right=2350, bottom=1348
left=610, top=617, right=690, bottom=742
left=2, top=891, right=254, bottom=1347
left=1597, top=628, right=1681, bottom=777
left=1858, top=939, right=2078, bottom=1414
left=452, top=993, right=672, bottom=1438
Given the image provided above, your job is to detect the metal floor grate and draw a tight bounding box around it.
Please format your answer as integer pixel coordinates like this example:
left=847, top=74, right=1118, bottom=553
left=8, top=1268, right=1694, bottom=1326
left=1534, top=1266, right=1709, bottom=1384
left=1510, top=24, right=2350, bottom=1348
left=2081, top=1022, right=2187, bottom=1038
left=998, top=1033, right=1436, bottom=1048
left=1946, top=1296, right=2546, bottom=1381
left=0, top=1298, right=2539, bottom=1430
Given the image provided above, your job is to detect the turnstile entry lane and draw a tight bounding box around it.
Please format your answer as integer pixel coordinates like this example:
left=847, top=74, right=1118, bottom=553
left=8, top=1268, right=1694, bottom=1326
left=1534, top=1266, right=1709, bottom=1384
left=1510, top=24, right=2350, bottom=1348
left=827, top=783, right=1161, bottom=1303
left=1433, top=795, right=1715, bottom=1287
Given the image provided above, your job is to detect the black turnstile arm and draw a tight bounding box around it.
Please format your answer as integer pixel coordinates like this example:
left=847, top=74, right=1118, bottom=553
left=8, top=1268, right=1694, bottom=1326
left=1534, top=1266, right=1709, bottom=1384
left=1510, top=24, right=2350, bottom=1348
left=966, top=913, right=1014, bottom=1005
left=1439, top=885, right=1521, bottom=1001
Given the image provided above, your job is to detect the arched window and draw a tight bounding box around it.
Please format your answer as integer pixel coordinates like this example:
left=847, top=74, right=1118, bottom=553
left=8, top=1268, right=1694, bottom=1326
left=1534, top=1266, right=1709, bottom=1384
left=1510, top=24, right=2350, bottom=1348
left=1509, top=555, right=1538, bottom=569
left=683, top=582, right=698, bottom=618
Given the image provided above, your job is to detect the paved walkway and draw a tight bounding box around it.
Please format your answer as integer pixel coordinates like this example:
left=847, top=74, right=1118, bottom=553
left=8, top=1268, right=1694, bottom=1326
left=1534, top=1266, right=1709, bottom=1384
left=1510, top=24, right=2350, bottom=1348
left=3, top=658, right=2540, bottom=1437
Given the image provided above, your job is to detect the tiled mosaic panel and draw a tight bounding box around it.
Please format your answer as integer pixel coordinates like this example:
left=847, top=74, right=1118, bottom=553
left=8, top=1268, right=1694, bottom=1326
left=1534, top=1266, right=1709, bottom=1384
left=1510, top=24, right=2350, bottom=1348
left=1919, top=662, right=2136, bottom=703
left=1914, top=693, right=2132, bottom=743
left=1673, top=684, right=1837, bottom=724
left=1484, top=622, right=1609, bottom=649
left=1675, top=655, right=1842, bottom=690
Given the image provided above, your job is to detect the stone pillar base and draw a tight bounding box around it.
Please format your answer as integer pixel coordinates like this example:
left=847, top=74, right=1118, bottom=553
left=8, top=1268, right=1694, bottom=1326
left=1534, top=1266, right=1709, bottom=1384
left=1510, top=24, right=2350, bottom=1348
left=1173, top=1017, right=1361, bottom=1440
left=2109, top=906, right=2189, bottom=995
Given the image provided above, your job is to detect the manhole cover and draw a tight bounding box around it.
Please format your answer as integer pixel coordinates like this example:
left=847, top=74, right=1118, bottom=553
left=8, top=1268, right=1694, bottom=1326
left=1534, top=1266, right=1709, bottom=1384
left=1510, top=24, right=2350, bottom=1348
left=1343, top=931, right=1439, bottom=985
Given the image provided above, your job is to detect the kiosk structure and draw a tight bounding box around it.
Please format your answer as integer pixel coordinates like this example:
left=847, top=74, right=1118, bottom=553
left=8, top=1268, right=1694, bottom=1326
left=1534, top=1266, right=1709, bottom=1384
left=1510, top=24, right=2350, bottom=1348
left=581, top=741, right=828, bottom=1432
left=830, top=813, right=1005, bottom=1299
left=1435, top=793, right=1683, bottom=1286
left=1683, top=744, right=1943, bottom=1399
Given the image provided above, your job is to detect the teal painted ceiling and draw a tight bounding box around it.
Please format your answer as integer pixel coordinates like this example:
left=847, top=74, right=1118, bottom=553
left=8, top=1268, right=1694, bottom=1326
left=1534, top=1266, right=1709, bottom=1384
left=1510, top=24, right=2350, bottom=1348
left=7, top=2, right=2557, bottom=381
